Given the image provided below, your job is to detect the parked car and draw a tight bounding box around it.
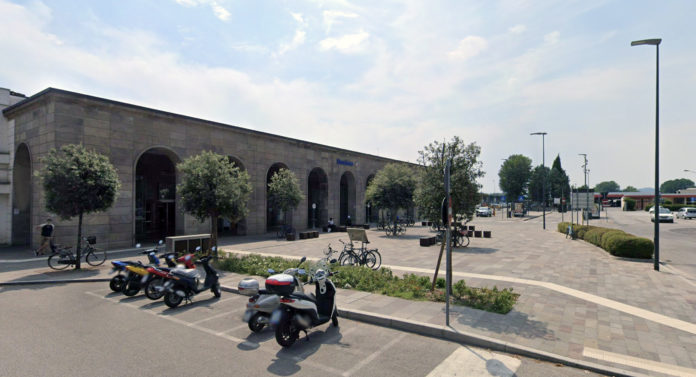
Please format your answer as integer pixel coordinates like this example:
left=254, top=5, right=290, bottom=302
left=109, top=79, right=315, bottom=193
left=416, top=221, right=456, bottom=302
left=677, top=207, right=696, bottom=219
left=476, top=206, right=492, bottom=217
left=649, top=207, right=674, bottom=223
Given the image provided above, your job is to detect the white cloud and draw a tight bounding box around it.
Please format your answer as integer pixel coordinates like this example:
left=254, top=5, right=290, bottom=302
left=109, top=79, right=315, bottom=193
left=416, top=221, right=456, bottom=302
left=278, top=30, right=306, bottom=55
left=448, top=36, right=488, bottom=60
left=291, top=12, right=305, bottom=25
left=509, top=24, right=526, bottom=34
left=544, top=31, right=560, bottom=45
left=319, top=30, right=369, bottom=53
left=173, top=0, right=230, bottom=21
left=322, top=10, right=358, bottom=33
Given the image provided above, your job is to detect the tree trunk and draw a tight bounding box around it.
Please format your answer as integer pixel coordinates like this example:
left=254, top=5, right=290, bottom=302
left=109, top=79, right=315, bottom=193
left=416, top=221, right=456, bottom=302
left=392, top=208, right=398, bottom=236
left=75, top=211, right=83, bottom=270
left=210, top=214, right=218, bottom=260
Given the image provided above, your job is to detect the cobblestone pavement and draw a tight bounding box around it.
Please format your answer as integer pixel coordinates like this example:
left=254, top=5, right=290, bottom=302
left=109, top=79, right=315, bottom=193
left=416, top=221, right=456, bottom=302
left=214, top=211, right=696, bottom=377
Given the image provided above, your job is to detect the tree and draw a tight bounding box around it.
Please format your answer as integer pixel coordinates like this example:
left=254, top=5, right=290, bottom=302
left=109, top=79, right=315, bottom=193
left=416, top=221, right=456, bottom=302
left=498, top=155, right=532, bottom=202
left=528, top=165, right=550, bottom=203
left=414, top=137, right=484, bottom=225
left=39, top=144, right=120, bottom=269
left=594, top=181, right=620, bottom=193
left=178, top=151, right=252, bottom=257
left=548, top=155, right=570, bottom=201
left=660, top=178, right=695, bottom=193
left=365, top=163, right=417, bottom=235
left=623, top=185, right=638, bottom=192
left=268, top=168, right=304, bottom=231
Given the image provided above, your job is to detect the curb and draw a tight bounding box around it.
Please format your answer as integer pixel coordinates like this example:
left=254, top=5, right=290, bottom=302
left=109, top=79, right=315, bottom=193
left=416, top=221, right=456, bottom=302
left=0, top=278, right=111, bottom=286
left=219, top=283, right=646, bottom=377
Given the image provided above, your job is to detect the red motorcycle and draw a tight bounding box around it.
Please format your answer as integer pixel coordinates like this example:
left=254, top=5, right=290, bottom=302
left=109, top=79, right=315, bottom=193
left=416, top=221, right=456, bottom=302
left=143, top=254, right=196, bottom=300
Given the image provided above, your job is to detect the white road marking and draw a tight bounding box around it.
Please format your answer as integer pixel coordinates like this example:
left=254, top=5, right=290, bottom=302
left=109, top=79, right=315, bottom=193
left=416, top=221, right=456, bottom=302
left=583, top=347, right=696, bottom=377
left=426, top=346, right=521, bottom=377
left=342, top=332, right=406, bottom=377
left=190, top=307, right=245, bottom=325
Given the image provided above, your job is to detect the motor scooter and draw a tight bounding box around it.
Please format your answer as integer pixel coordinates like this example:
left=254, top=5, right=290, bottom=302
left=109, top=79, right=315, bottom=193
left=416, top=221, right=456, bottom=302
left=143, top=253, right=196, bottom=300
left=162, top=248, right=221, bottom=308
left=109, top=241, right=164, bottom=293
left=270, top=267, right=339, bottom=348
left=121, top=241, right=169, bottom=297
left=239, top=256, right=307, bottom=333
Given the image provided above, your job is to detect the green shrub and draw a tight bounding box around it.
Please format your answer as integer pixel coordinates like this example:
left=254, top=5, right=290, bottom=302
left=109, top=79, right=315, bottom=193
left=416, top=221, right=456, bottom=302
left=218, top=253, right=519, bottom=314
left=575, top=225, right=595, bottom=239
left=604, top=235, right=654, bottom=259
left=623, top=198, right=636, bottom=211
left=599, top=230, right=627, bottom=249
left=584, top=228, right=613, bottom=246
left=557, top=222, right=570, bottom=233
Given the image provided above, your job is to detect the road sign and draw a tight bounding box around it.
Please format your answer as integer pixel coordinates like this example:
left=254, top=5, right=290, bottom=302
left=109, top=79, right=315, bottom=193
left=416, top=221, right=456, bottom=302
left=518, top=195, right=524, bottom=202
left=501, top=195, right=506, bottom=202
left=572, top=192, right=593, bottom=209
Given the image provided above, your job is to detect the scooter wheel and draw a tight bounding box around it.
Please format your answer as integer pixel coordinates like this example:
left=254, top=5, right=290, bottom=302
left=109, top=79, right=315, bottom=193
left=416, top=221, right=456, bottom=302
left=144, top=277, right=165, bottom=300
left=212, top=282, right=221, bottom=298
left=248, top=312, right=265, bottom=333
left=109, top=275, right=126, bottom=292
left=164, top=292, right=183, bottom=308
left=275, top=314, right=299, bottom=348
left=122, top=282, right=140, bottom=297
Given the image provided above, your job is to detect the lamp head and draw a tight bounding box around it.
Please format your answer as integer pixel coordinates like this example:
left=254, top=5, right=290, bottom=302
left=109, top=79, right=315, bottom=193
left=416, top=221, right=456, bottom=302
left=530, top=132, right=547, bottom=136
left=631, top=38, right=661, bottom=46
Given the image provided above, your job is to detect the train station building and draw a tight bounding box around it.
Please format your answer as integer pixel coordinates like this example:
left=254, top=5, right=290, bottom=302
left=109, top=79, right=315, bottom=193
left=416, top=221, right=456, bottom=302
left=2, top=87, right=403, bottom=250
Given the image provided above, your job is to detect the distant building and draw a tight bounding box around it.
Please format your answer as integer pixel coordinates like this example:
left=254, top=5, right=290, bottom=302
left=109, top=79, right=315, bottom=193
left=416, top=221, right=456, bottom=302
left=0, top=88, right=27, bottom=245
left=607, top=191, right=696, bottom=210
left=2, top=87, right=408, bottom=249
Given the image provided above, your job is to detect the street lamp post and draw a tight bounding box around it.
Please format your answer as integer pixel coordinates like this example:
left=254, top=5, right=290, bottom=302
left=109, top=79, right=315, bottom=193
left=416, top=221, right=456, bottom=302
left=530, top=132, right=547, bottom=229
left=632, top=38, right=661, bottom=272
left=312, top=203, right=316, bottom=229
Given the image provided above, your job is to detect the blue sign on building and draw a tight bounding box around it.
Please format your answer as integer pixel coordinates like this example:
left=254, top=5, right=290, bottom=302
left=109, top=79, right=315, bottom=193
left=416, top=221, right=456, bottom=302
left=690, top=197, right=696, bottom=203
left=336, top=159, right=354, bottom=166
left=518, top=195, right=524, bottom=202
left=501, top=195, right=506, bottom=202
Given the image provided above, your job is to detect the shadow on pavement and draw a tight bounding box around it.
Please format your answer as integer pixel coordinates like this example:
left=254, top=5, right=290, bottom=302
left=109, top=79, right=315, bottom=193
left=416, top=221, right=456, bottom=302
left=454, top=308, right=556, bottom=341
left=267, top=325, right=346, bottom=376
left=453, top=247, right=498, bottom=254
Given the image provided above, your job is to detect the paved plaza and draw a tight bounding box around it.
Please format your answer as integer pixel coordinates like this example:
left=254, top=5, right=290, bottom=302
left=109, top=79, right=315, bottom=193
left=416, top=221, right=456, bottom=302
left=2, top=208, right=696, bottom=376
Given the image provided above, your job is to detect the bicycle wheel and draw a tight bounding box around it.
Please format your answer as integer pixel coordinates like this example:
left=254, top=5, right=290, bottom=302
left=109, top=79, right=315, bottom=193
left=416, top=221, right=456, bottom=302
left=85, top=248, right=106, bottom=266
left=365, top=250, right=381, bottom=270
left=48, top=253, right=71, bottom=270
left=459, top=235, right=470, bottom=248
left=340, top=253, right=358, bottom=266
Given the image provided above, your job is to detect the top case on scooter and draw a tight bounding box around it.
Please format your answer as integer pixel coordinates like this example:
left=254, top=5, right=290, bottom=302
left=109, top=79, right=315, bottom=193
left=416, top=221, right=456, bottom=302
left=238, top=278, right=259, bottom=296
left=265, top=273, right=296, bottom=296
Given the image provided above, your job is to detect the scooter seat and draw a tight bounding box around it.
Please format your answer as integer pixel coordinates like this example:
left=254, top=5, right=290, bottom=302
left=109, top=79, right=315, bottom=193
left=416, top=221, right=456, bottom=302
left=289, top=292, right=316, bottom=303
left=172, top=269, right=201, bottom=279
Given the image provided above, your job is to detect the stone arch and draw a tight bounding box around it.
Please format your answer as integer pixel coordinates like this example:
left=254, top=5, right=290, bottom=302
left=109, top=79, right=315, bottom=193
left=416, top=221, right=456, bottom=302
left=364, top=173, right=377, bottom=223
left=11, top=143, right=31, bottom=245
left=307, top=168, right=328, bottom=228
left=218, top=155, right=247, bottom=236
left=266, top=162, right=289, bottom=231
left=340, top=171, right=356, bottom=225
left=134, top=146, right=181, bottom=243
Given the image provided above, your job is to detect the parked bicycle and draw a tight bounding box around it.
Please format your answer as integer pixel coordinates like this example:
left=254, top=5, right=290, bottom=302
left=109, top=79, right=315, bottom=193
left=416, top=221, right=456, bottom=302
left=336, top=239, right=381, bottom=270
left=384, top=222, right=406, bottom=236
left=435, top=225, right=470, bottom=248
left=48, top=236, right=106, bottom=270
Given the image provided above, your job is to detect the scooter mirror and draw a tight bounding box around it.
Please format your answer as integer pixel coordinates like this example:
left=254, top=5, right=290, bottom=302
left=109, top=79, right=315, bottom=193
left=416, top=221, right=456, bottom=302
left=195, top=246, right=201, bottom=251
left=211, top=246, right=217, bottom=251
left=159, top=240, right=164, bottom=245
left=298, top=269, right=306, bottom=275
left=329, top=259, right=337, bottom=264
left=267, top=268, right=275, bottom=274
left=300, top=256, right=306, bottom=263
left=135, top=243, right=141, bottom=248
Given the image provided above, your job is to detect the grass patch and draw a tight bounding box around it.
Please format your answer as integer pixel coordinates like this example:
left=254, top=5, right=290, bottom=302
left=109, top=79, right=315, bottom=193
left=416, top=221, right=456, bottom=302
left=216, top=253, right=519, bottom=314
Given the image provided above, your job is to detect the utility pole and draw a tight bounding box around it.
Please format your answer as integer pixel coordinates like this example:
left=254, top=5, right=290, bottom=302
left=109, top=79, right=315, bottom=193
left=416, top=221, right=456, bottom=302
left=579, top=154, right=588, bottom=225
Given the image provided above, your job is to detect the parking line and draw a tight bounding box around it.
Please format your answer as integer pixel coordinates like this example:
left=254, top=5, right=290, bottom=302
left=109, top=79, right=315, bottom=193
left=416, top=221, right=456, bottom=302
left=342, top=332, right=406, bottom=377
left=583, top=346, right=696, bottom=377
left=190, top=307, right=245, bottom=325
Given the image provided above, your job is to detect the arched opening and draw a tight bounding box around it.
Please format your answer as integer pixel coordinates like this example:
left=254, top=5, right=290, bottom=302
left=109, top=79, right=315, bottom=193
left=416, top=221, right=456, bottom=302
left=266, top=162, right=288, bottom=231
left=135, top=148, right=178, bottom=243
left=218, top=156, right=247, bottom=236
left=307, top=168, right=328, bottom=228
left=365, top=174, right=377, bottom=223
left=11, top=144, right=31, bottom=245
left=339, top=171, right=356, bottom=225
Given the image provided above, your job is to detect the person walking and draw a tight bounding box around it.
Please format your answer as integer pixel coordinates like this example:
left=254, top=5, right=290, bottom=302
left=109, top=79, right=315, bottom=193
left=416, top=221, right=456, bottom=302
left=35, top=218, right=55, bottom=256
left=345, top=215, right=352, bottom=226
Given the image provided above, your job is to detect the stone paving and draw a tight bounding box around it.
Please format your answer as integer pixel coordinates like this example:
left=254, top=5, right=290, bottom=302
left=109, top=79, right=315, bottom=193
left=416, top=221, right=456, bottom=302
left=2, top=210, right=696, bottom=376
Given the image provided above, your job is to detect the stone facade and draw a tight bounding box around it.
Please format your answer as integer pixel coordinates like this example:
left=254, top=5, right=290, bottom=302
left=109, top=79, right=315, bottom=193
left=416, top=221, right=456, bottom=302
left=2, top=88, right=404, bottom=250
left=0, top=88, right=27, bottom=245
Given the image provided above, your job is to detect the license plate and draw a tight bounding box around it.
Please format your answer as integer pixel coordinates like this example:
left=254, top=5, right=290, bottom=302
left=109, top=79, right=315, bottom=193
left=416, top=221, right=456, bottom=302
left=270, top=309, right=282, bottom=326
left=243, top=310, right=253, bottom=322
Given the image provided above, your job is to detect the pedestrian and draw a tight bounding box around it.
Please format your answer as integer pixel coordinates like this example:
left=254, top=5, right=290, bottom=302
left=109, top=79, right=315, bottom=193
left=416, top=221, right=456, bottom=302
left=346, top=215, right=352, bottom=226
left=328, top=218, right=335, bottom=232
left=35, top=218, right=54, bottom=256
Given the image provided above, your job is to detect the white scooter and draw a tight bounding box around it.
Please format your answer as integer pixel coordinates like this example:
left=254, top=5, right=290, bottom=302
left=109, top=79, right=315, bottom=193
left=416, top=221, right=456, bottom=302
left=269, top=268, right=339, bottom=348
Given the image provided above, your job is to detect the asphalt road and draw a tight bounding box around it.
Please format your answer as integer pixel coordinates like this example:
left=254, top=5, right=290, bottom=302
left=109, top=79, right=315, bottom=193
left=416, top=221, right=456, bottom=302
left=0, top=282, right=602, bottom=377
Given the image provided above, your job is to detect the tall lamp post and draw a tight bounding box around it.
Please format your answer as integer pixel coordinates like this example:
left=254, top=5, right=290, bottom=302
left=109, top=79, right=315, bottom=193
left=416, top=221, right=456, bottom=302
left=312, top=203, right=316, bottom=229
left=632, top=38, right=661, bottom=271
left=530, top=132, right=547, bottom=229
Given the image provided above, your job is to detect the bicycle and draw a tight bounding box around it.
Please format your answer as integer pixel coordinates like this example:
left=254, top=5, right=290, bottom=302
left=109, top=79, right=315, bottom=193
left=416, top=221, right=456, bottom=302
left=48, top=236, right=106, bottom=270
left=336, top=239, right=381, bottom=270
left=435, top=227, right=470, bottom=248
left=384, top=222, right=405, bottom=236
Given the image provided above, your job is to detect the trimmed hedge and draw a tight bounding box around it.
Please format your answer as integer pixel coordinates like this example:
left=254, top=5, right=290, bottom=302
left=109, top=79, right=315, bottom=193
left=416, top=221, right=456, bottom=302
left=557, top=222, right=653, bottom=259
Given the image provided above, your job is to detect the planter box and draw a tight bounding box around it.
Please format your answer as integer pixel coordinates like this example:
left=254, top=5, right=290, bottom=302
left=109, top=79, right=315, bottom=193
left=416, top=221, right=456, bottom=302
left=420, top=237, right=436, bottom=247
left=467, top=230, right=473, bottom=237
left=421, top=221, right=427, bottom=226
left=363, top=224, right=370, bottom=229
left=468, top=225, right=475, bottom=231
left=312, top=231, right=319, bottom=238
left=299, top=232, right=308, bottom=239
left=483, top=231, right=491, bottom=238
left=474, top=230, right=482, bottom=238
left=286, top=233, right=296, bottom=241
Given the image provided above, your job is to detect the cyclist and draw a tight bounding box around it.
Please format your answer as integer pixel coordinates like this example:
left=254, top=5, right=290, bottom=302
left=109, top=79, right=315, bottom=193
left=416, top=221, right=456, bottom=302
left=35, top=218, right=54, bottom=256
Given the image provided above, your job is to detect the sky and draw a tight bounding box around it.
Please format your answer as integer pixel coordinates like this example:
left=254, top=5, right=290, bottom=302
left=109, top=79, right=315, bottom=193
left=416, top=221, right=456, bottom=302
left=1, top=0, right=695, bottom=193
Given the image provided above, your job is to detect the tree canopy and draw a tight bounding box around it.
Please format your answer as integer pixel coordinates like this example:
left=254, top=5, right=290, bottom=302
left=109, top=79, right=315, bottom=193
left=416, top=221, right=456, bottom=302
left=39, top=144, right=121, bottom=269
left=178, top=151, right=252, bottom=253
left=413, top=137, right=484, bottom=224
left=660, top=178, right=695, bottom=193
left=268, top=168, right=304, bottom=227
left=498, top=154, right=532, bottom=201
left=623, top=185, right=638, bottom=192
left=527, top=165, right=550, bottom=203
left=548, top=155, right=570, bottom=200
left=594, top=181, right=620, bottom=193
left=365, top=163, right=417, bottom=235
